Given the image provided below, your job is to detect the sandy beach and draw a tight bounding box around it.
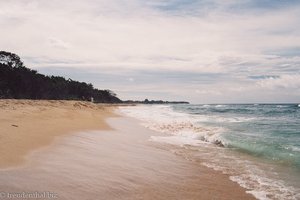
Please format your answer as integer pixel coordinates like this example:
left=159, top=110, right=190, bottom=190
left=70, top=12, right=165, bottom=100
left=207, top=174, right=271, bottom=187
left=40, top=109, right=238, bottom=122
left=0, top=100, right=255, bottom=200
left=0, top=100, right=116, bottom=168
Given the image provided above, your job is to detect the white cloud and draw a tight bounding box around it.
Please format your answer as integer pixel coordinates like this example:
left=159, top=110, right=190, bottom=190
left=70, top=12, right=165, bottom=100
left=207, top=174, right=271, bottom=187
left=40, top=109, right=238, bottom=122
left=0, top=0, right=299, bottom=71
left=257, top=74, right=300, bottom=90
left=47, top=37, right=70, bottom=49
left=0, top=0, right=300, bottom=102
left=128, top=77, right=135, bottom=82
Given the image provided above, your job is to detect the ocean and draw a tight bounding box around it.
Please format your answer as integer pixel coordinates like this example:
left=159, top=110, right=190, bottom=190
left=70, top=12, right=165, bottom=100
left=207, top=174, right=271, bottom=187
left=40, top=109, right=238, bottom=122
left=119, top=104, right=300, bottom=200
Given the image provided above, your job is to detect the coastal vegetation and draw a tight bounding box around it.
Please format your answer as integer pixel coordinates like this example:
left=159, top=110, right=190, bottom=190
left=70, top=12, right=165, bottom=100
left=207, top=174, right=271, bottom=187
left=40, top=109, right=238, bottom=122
left=0, top=51, right=121, bottom=103
left=0, top=51, right=189, bottom=104
left=123, top=99, right=189, bottom=104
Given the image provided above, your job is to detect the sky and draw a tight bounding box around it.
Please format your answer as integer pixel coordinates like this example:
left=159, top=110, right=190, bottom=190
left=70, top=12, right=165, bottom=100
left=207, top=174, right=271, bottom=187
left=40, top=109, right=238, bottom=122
left=1, top=0, right=300, bottom=103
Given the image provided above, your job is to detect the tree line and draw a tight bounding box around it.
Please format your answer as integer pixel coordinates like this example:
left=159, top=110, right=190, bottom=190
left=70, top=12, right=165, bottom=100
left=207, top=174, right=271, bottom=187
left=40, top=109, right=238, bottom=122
left=0, top=51, right=121, bottom=103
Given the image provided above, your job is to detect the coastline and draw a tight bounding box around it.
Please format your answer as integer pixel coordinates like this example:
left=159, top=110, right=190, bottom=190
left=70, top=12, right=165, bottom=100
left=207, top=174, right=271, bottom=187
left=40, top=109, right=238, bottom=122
left=0, top=100, right=255, bottom=199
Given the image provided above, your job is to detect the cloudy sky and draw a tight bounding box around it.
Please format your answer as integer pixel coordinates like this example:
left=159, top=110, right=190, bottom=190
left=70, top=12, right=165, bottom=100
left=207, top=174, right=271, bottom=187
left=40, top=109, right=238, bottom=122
left=1, top=0, right=300, bottom=103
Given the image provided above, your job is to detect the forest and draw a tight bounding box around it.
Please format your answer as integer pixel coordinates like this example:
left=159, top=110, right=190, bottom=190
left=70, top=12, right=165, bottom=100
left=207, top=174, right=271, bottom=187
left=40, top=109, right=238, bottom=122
left=0, top=51, right=121, bottom=103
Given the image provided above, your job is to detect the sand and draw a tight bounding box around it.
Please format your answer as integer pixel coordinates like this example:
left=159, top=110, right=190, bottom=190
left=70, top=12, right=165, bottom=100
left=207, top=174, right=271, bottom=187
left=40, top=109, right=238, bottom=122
left=0, top=99, right=116, bottom=168
left=0, top=100, right=255, bottom=199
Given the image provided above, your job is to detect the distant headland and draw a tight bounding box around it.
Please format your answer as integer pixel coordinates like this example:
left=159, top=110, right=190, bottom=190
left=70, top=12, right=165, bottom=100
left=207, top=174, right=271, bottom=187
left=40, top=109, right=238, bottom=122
left=123, top=99, right=189, bottom=104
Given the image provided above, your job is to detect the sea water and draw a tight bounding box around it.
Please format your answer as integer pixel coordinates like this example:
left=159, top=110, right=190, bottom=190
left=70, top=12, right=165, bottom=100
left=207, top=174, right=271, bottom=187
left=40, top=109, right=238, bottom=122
left=119, top=104, right=300, bottom=200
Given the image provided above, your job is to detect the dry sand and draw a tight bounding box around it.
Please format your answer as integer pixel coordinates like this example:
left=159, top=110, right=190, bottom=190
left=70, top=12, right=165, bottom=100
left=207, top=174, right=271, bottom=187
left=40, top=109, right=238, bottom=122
left=0, top=100, right=255, bottom=199
left=0, top=99, right=116, bottom=168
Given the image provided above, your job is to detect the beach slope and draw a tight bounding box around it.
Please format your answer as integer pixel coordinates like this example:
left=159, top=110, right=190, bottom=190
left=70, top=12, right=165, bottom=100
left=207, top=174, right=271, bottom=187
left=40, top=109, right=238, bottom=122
left=0, top=99, right=115, bottom=168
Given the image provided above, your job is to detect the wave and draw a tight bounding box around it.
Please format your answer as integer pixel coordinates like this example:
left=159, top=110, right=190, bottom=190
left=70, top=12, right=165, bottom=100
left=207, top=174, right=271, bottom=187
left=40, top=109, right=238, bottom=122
left=147, top=121, right=225, bottom=146
left=119, top=105, right=260, bottom=146
left=284, top=145, right=300, bottom=153
left=194, top=104, right=300, bottom=116
left=215, top=104, right=226, bottom=108
left=226, top=140, right=300, bottom=168
left=201, top=162, right=298, bottom=200
left=276, top=105, right=288, bottom=108
left=119, top=105, right=226, bottom=147
left=230, top=174, right=300, bottom=200
left=274, top=104, right=299, bottom=108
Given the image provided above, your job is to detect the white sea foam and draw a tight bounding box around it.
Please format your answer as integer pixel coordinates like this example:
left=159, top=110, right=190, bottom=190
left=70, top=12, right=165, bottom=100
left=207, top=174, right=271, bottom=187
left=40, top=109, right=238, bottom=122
left=203, top=159, right=300, bottom=200
left=284, top=145, right=300, bottom=153
left=202, top=104, right=210, bottom=108
left=119, top=105, right=256, bottom=145
left=213, top=104, right=226, bottom=108
left=119, top=105, right=225, bottom=146
left=209, top=115, right=256, bottom=123
left=230, top=174, right=300, bottom=200
left=150, top=135, right=206, bottom=146
left=276, top=105, right=289, bottom=108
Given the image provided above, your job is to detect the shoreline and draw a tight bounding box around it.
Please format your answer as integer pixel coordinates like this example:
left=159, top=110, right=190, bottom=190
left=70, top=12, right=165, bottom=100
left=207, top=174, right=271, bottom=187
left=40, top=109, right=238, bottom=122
left=0, top=100, right=255, bottom=199
left=119, top=104, right=300, bottom=200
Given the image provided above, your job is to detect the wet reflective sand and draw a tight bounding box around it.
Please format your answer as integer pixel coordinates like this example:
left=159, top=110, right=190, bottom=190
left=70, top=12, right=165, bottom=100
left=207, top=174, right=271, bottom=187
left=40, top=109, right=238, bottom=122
left=0, top=117, right=254, bottom=200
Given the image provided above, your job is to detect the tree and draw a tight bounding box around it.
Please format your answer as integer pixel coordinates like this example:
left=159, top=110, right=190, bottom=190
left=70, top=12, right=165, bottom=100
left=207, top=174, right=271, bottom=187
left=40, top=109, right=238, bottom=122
left=0, top=51, right=122, bottom=103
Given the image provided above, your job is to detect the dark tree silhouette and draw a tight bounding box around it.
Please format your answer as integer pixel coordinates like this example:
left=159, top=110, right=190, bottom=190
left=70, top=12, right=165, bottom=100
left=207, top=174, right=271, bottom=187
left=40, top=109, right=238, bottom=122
left=0, top=51, right=121, bottom=103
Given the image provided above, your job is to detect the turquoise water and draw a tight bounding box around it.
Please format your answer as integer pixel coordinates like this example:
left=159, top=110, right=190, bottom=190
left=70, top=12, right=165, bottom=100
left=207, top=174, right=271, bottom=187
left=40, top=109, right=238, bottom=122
left=172, top=104, right=300, bottom=170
